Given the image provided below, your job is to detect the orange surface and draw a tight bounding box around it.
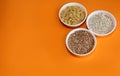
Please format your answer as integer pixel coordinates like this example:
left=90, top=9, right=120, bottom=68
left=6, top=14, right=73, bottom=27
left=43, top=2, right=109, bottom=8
left=0, top=0, right=120, bottom=76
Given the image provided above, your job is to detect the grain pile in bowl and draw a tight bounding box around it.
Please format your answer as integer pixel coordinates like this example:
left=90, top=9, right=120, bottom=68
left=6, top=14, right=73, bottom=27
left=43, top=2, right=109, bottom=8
left=88, top=12, right=114, bottom=35
left=68, top=30, right=95, bottom=55
left=60, top=6, right=85, bottom=25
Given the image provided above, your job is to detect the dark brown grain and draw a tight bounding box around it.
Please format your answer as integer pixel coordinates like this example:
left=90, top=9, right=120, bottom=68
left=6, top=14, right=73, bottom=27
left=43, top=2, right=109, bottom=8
left=68, top=30, right=95, bottom=54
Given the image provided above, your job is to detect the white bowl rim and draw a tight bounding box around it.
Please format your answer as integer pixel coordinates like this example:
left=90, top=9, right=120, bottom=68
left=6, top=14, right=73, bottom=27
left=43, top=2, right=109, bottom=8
left=66, top=28, right=97, bottom=56
left=59, top=2, right=87, bottom=27
left=86, top=10, right=117, bottom=36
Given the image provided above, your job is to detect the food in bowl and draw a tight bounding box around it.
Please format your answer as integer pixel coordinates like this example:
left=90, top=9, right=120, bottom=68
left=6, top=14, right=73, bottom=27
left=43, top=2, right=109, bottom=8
left=60, top=6, right=85, bottom=25
left=66, top=28, right=96, bottom=56
left=86, top=10, right=116, bottom=36
left=59, top=2, right=87, bottom=27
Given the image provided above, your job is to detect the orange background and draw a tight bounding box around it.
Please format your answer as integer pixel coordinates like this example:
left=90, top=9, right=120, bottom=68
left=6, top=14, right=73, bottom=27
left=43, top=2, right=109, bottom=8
left=0, top=0, right=120, bottom=76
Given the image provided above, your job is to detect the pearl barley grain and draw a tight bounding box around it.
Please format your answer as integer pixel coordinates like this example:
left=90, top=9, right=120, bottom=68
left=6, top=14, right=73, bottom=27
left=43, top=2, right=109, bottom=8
left=60, top=6, right=85, bottom=25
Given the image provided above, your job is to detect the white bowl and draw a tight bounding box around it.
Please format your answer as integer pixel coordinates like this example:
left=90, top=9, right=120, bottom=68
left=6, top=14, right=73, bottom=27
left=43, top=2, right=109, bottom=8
left=66, top=28, right=97, bottom=56
left=86, top=10, right=117, bottom=36
left=59, top=2, right=87, bottom=27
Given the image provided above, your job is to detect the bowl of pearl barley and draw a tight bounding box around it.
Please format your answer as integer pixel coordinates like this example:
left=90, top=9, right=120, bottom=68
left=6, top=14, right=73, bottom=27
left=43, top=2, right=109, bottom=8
left=59, top=2, right=87, bottom=27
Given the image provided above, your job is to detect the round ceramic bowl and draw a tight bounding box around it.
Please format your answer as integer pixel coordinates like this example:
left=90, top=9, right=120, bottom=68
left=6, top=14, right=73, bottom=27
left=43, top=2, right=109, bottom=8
left=59, top=2, right=87, bottom=27
left=66, top=28, right=97, bottom=56
left=86, top=10, right=117, bottom=36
